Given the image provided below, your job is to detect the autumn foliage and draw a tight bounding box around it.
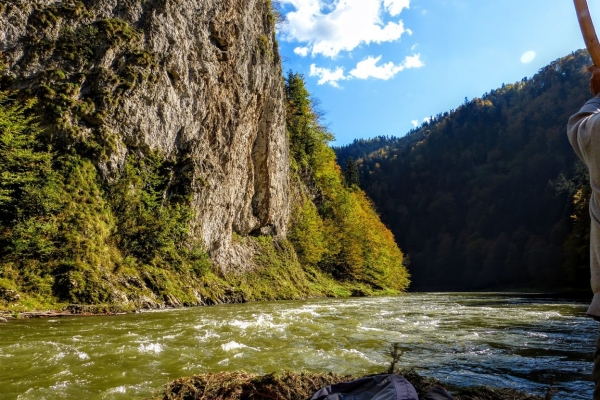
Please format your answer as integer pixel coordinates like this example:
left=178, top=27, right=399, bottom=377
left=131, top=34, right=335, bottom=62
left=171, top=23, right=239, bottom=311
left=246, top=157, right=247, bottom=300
left=286, top=72, right=409, bottom=292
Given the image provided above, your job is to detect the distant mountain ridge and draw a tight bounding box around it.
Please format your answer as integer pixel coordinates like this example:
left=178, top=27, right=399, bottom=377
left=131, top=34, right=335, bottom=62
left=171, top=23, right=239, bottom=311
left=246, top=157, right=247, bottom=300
left=334, top=50, right=592, bottom=291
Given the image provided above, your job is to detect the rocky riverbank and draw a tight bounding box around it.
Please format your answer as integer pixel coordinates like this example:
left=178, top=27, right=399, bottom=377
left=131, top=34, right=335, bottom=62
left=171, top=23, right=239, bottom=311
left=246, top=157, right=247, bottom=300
left=151, top=369, right=551, bottom=400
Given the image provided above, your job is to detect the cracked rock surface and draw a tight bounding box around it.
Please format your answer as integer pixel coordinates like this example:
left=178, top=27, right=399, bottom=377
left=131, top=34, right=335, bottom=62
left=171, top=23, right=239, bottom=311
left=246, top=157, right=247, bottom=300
left=0, top=0, right=289, bottom=272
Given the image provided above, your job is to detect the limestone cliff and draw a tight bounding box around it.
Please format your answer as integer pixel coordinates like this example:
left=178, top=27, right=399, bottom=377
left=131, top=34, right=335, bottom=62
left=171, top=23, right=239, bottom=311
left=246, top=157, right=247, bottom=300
left=0, top=0, right=288, bottom=271
left=0, top=0, right=409, bottom=310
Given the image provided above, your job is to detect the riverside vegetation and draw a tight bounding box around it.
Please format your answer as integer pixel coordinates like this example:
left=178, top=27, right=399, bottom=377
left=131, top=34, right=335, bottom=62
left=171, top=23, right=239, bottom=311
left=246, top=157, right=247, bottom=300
left=0, top=1, right=408, bottom=312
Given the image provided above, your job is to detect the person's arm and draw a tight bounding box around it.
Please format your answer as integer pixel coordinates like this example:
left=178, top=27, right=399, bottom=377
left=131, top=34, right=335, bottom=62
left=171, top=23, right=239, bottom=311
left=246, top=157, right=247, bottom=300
left=567, top=104, right=600, bottom=163
left=567, top=66, right=600, bottom=164
left=568, top=66, right=600, bottom=320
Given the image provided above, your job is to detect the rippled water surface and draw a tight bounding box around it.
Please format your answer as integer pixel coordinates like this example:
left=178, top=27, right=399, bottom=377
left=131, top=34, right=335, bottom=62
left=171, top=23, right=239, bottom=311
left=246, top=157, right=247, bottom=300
left=0, top=293, right=596, bottom=399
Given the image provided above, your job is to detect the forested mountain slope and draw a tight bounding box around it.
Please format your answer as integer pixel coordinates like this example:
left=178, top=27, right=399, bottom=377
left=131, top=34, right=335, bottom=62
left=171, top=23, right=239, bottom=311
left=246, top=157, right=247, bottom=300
left=0, top=0, right=408, bottom=311
left=335, top=50, right=592, bottom=291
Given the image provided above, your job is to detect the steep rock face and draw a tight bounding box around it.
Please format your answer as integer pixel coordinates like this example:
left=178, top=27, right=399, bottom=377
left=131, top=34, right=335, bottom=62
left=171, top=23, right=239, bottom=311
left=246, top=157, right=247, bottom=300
left=0, top=0, right=289, bottom=270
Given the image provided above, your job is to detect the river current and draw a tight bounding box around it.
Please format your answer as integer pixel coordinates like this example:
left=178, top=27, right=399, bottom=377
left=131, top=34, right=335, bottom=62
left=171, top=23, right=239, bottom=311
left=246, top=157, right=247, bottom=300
left=0, top=293, right=596, bottom=399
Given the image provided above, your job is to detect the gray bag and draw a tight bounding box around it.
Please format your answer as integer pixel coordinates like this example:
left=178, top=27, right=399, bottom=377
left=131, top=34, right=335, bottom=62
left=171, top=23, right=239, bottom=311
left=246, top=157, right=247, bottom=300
left=309, top=374, right=419, bottom=400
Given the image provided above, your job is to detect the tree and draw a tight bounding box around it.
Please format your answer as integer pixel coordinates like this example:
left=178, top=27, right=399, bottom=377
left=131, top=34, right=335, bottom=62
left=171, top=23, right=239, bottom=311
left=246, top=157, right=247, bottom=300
left=343, top=157, right=360, bottom=187
left=285, top=71, right=333, bottom=171
left=285, top=73, right=409, bottom=292
left=0, top=93, right=55, bottom=222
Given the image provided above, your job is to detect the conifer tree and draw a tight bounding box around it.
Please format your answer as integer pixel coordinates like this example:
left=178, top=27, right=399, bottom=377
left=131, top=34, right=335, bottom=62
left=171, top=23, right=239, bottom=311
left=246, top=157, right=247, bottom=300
left=343, top=157, right=360, bottom=187
left=285, top=71, right=332, bottom=170
left=0, top=93, right=54, bottom=222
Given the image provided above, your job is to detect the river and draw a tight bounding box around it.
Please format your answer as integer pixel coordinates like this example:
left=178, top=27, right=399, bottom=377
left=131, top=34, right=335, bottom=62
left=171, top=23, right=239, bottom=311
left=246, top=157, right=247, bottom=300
left=0, top=293, right=595, bottom=399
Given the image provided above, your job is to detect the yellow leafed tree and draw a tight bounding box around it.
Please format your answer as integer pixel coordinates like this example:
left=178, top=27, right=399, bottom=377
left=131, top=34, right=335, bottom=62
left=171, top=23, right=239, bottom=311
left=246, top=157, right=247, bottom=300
left=286, top=72, right=410, bottom=293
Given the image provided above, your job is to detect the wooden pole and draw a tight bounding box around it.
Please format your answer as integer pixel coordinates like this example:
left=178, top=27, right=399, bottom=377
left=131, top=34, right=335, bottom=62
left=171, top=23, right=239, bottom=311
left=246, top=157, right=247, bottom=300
left=574, top=0, right=600, bottom=66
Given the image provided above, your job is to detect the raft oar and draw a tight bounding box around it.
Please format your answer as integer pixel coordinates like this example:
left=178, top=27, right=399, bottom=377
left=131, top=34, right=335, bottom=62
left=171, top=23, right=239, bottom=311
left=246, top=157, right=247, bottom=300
left=574, top=0, right=600, bottom=66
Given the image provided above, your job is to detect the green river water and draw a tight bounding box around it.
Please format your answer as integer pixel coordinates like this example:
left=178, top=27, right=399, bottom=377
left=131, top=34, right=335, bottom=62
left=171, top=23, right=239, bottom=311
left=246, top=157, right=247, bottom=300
left=0, top=293, right=595, bottom=399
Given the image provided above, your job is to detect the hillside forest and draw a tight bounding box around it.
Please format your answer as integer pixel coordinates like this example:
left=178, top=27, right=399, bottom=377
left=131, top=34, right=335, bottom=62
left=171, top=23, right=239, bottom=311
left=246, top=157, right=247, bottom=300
left=336, top=50, right=593, bottom=291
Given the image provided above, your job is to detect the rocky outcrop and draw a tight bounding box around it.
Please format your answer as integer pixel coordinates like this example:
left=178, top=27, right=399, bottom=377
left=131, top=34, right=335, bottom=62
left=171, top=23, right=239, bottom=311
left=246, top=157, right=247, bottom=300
left=0, top=0, right=289, bottom=271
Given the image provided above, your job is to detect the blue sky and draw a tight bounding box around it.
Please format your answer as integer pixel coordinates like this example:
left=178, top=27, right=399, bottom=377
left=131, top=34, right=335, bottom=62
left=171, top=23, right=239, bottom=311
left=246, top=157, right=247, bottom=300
left=276, top=0, right=600, bottom=145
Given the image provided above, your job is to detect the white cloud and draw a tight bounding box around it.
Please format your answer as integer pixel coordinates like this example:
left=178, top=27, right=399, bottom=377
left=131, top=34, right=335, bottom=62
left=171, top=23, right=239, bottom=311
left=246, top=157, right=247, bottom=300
left=309, top=64, right=348, bottom=87
left=294, top=46, right=309, bottom=57
left=520, top=50, right=536, bottom=64
left=349, top=54, right=424, bottom=80
left=423, top=116, right=432, bottom=123
left=310, top=53, right=423, bottom=86
left=411, top=120, right=419, bottom=127
left=350, top=56, right=404, bottom=79
left=383, top=0, right=410, bottom=16
left=402, top=53, right=424, bottom=68
left=280, top=0, right=411, bottom=58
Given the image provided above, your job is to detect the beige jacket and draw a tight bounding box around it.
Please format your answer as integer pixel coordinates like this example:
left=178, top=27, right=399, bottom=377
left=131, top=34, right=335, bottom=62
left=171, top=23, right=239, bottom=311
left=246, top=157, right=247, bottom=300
left=567, top=96, right=600, bottom=318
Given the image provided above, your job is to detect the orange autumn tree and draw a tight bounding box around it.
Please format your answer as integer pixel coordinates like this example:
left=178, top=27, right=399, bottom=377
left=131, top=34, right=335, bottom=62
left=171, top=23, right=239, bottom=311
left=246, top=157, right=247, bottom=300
left=286, top=72, right=410, bottom=292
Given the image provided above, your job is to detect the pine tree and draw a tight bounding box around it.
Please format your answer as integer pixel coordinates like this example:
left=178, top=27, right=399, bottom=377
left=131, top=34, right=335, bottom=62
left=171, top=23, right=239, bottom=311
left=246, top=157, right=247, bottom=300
left=285, top=71, right=332, bottom=170
left=0, top=93, right=54, bottom=221
left=343, top=157, right=359, bottom=187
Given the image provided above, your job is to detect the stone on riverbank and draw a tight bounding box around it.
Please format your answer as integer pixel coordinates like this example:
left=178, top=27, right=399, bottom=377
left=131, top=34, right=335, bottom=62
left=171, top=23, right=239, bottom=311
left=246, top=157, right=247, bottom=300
left=153, top=370, right=548, bottom=400
left=0, top=288, right=20, bottom=303
left=153, top=371, right=355, bottom=400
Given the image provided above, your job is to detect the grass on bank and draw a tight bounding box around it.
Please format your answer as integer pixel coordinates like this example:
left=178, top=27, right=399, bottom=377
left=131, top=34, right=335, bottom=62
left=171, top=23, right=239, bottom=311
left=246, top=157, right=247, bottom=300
left=0, top=234, right=401, bottom=314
